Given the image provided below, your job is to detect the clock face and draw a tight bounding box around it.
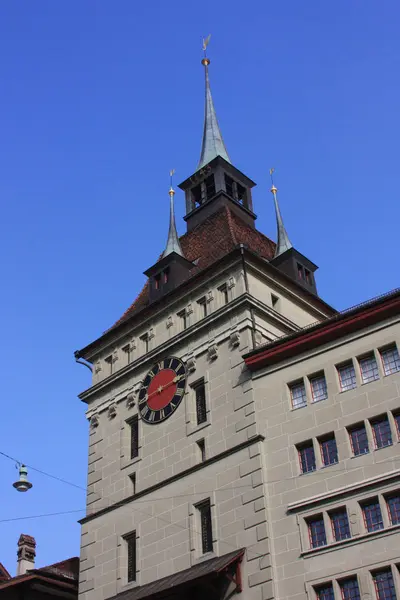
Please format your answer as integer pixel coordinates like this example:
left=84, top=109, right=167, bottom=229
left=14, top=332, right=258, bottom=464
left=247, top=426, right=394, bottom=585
left=138, top=357, right=187, bottom=424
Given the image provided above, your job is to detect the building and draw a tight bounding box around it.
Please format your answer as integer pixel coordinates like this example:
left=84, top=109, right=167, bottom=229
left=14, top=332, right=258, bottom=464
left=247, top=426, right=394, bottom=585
left=0, top=534, right=79, bottom=599
left=74, top=47, right=400, bottom=600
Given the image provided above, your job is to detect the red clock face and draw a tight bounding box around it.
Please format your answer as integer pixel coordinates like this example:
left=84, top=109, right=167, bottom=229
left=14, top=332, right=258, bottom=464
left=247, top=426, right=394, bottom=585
left=138, top=357, right=187, bottom=424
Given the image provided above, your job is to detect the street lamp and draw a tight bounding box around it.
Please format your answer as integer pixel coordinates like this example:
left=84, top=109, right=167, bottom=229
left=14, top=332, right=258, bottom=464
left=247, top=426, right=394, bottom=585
left=13, top=464, right=33, bottom=492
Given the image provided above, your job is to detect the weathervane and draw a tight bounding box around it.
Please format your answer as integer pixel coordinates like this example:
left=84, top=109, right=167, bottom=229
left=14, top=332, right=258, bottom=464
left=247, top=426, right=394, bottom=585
left=269, top=167, right=277, bottom=194
left=169, top=169, right=175, bottom=197
left=202, top=34, right=211, bottom=66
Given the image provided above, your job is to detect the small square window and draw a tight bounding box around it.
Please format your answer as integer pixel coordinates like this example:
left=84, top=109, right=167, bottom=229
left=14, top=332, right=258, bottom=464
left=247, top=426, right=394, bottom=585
left=307, top=515, right=326, bottom=548
left=340, top=578, right=361, bottom=600
left=380, top=346, right=400, bottom=376
left=197, top=297, right=207, bottom=318
left=315, top=584, right=335, bottom=600
left=348, top=424, right=369, bottom=456
left=361, top=498, right=383, bottom=532
left=297, top=442, right=316, bottom=474
left=289, top=380, right=307, bottom=409
left=359, top=353, right=379, bottom=384
left=319, top=434, right=338, bottom=467
left=370, top=415, right=392, bottom=449
left=337, top=362, right=357, bottom=391
left=373, top=569, right=396, bottom=600
left=386, top=494, right=400, bottom=525
left=310, top=373, right=328, bottom=402
left=329, top=508, right=351, bottom=541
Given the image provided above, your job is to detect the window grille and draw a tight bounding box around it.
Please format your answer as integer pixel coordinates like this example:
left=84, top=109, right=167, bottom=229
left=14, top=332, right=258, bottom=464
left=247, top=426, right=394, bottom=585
left=362, top=499, right=384, bottom=532
left=290, top=381, right=307, bottom=409
left=298, top=443, right=316, bottom=474
left=338, top=362, right=357, bottom=391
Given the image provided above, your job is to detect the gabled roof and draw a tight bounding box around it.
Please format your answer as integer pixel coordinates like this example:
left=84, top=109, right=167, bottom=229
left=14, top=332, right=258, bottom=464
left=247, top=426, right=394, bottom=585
left=0, top=564, right=10, bottom=583
left=0, top=557, right=79, bottom=593
left=111, top=205, right=276, bottom=330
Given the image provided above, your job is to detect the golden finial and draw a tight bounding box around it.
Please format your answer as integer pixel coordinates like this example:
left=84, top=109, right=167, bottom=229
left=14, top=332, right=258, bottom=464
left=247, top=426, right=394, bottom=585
left=269, top=167, right=277, bottom=194
left=169, top=168, right=176, bottom=196
left=201, top=34, right=211, bottom=66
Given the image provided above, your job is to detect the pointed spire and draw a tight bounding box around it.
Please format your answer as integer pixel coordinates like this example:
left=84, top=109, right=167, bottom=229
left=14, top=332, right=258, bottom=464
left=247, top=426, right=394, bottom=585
left=269, top=168, right=293, bottom=257
left=163, top=169, right=184, bottom=258
left=198, top=36, right=231, bottom=170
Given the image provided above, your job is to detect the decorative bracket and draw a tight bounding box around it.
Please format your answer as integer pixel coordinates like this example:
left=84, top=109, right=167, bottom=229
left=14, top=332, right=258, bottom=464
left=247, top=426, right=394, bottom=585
left=94, top=360, right=102, bottom=374
left=227, top=276, right=236, bottom=289
left=90, top=414, right=99, bottom=429
left=108, top=403, right=117, bottom=420
left=186, top=354, right=196, bottom=373
left=126, top=391, right=136, bottom=409
left=206, top=290, right=214, bottom=304
left=186, top=303, right=193, bottom=316
left=229, top=329, right=241, bottom=348
left=166, top=316, right=174, bottom=329
left=207, top=343, right=218, bottom=361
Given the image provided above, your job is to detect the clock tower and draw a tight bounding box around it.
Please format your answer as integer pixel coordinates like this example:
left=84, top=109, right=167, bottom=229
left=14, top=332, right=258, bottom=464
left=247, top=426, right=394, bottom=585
left=75, top=46, right=336, bottom=600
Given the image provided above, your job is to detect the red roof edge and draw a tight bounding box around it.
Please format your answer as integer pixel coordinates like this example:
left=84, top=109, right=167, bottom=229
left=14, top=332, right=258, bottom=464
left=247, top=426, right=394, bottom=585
left=0, top=563, right=11, bottom=583
left=244, top=289, right=400, bottom=371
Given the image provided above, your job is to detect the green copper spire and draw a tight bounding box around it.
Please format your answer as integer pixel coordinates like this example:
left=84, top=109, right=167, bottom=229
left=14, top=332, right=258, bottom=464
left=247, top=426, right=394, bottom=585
left=198, top=38, right=231, bottom=170
left=270, top=169, right=293, bottom=257
left=163, top=170, right=184, bottom=258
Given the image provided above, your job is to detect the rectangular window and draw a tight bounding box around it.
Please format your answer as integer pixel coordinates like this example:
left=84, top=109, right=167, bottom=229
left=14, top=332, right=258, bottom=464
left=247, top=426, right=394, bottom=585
left=271, top=294, right=279, bottom=309
left=123, top=344, right=131, bottom=364
left=298, top=442, right=316, bottom=474
left=393, top=411, right=400, bottom=438
left=310, top=373, right=328, bottom=402
left=196, top=439, right=206, bottom=462
left=373, top=569, right=397, bottom=600
left=197, top=500, right=213, bottom=554
left=330, top=509, right=351, bottom=541
left=236, top=182, right=247, bottom=206
left=386, top=495, right=400, bottom=525
left=197, top=296, right=208, bottom=318
left=218, top=284, right=229, bottom=305
left=338, top=362, right=357, bottom=391
left=316, top=584, right=335, bottom=600
left=380, top=346, right=400, bottom=376
left=362, top=499, right=384, bottom=532
left=205, top=174, right=216, bottom=200
left=194, top=381, right=207, bottom=425
left=126, top=533, right=136, bottom=582
left=177, top=309, right=187, bottom=331
left=348, top=424, right=369, bottom=456
left=371, top=415, right=392, bottom=449
left=224, top=174, right=234, bottom=197
left=129, top=416, right=139, bottom=460
left=359, top=354, right=379, bottom=384
left=140, top=333, right=149, bottom=354
left=320, top=434, right=338, bottom=467
left=289, top=380, right=307, bottom=409
left=192, top=183, right=203, bottom=207
left=340, top=578, right=361, bottom=600
left=305, top=269, right=312, bottom=285
left=297, top=263, right=305, bottom=280
left=307, top=515, right=327, bottom=548
left=105, top=355, right=113, bottom=376
left=129, top=473, right=136, bottom=495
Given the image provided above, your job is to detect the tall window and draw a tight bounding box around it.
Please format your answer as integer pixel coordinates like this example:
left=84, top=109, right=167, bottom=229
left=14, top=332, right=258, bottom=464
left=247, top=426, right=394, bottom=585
left=177, top=309, right=187, bottom=331
left=298, top=442, right=316, bottom=474
left=125, top=532, right=136, bottom=582
left=194, top=380, right=207, bottom=425
left=316, top=584, right=335, bottom=600
left=224, top=174, right=234, bottom=197
left=289, top=380, right=307, bottom=409
left=197, top=296, right=207, bottom=318
left=105, top=355, right=113, bottom=376
left=307, top=515, right=327, bottom=548
left=362, top=499, right=383, bottom=532
left=371, top=416, right=392, bottom=449
left=337, top=362, right=357, bottom=391
left=123, top=344, right=132, bottom=364
left=197, top=499, right=213, bottom=554
left=319, top=434, right=338, bottom=467
left=348, top=424, right=369, bottom=456
left=205, top=174, right=216, bottom=200
left=380, top=346, right=400, bottom=376
left=330, top=509, right=351, bottom=541
left=129, top=416, right=139, bottom=460
left=373, top=569, right=396, bottom=600
left=310, top=374, right=328, bottom=402
left=140, top=333, right=149, bottom=354
left=196, top=439, right=206, bottom=462
left=386, top=495, right=400, bottom=525
left=218, top=284, right=229, bottom=305
left=393, top=411, right=400, bottom=439
left=340, top=578, right=361, bottom=600
left=359, top=354, right=379, bottom=383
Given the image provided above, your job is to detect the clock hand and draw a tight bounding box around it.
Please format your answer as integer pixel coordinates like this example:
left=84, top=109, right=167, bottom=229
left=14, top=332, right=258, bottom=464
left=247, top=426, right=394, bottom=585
left=146, top=374, right=185, bottom=400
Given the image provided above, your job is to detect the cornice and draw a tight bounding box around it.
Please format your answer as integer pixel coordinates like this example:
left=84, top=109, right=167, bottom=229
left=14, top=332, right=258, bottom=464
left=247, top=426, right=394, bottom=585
left=79, top=434, right=265, bottom=525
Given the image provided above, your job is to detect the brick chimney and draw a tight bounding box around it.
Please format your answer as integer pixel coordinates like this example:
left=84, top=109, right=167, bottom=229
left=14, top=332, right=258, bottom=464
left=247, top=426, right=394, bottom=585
left=17, top=534, right=36, bottom=576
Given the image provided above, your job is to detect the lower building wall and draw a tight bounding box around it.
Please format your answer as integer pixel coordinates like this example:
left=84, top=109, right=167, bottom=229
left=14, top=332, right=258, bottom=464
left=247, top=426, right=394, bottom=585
left=79, top=442, right=274, bottom=600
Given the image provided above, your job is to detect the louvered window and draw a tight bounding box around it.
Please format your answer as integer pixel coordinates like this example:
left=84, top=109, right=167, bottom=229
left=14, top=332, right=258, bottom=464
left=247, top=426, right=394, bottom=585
left=197, top=500, right=213, bottom=554
left=195, top=382, right=207, bottom=425
left=130, top=416, right=139, bottom=460
left=126, top=533, right=136, bottom=582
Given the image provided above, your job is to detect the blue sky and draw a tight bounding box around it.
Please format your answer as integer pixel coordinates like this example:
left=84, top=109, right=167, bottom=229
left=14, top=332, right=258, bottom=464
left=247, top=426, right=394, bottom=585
left=0, top=0, right=399, bottom=574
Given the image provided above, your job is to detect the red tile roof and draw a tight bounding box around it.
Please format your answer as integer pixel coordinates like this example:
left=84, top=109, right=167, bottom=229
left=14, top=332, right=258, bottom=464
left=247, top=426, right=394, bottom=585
left=112, top=206, right=276, bottom=329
